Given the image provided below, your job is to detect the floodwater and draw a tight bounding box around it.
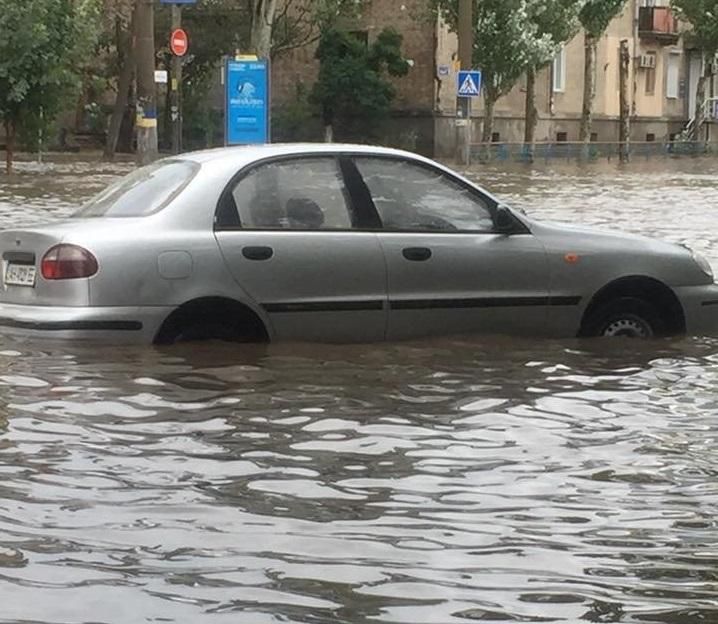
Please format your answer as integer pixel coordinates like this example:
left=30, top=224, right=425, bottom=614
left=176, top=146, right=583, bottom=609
left=0, top=154, right=717, bottom=624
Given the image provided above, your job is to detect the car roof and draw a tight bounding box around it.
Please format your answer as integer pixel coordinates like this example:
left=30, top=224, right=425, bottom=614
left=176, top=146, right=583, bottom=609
left=176, top=143, right=429, bottom=166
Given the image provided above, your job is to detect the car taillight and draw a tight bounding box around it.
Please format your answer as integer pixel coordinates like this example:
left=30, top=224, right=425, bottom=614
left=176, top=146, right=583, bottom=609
left=41, top=244, right=98, bottom=280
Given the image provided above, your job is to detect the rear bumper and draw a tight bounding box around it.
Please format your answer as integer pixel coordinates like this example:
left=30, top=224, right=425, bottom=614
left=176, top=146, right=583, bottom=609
left=675, top=283, right=718, bottom=336
left=0, top=303, right=171, bottom=343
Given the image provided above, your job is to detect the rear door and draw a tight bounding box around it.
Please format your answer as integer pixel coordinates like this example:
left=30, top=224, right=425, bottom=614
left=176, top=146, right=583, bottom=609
left=351, top=156, right=553, bottom=339
left=213, top=156, right=387, bottom=342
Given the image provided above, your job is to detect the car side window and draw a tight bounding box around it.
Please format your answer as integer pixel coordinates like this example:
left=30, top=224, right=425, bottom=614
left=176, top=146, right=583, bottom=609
left=354, top=157, right=494, bottom=232
left=231, top=157, right=356, bottom=230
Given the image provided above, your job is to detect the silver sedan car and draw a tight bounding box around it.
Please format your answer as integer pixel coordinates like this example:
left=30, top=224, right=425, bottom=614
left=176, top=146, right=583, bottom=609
left=0, top=143, right=716, bottom=344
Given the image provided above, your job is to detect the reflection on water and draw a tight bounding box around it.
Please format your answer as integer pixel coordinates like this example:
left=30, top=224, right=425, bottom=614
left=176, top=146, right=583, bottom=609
left=0, top=155, right=718, bottom=623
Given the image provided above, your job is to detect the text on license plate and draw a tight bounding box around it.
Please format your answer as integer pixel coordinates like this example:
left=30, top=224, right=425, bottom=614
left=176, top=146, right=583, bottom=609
left=5, top=264, right=37, bottom=287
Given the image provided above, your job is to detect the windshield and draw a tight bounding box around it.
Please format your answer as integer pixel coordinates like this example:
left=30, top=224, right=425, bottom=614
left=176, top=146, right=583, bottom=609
left=73, top=160, right=199, bottom=218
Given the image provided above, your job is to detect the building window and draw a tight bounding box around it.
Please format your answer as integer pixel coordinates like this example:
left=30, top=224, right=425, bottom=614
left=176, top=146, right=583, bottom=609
left=667, top=52, right=680, bottom=99
left=645, top=52, right=657, bottom=95
left=646, top=133, right=656, bottom=142
left=553, top=47, right=566, bottom=92
left=491, top=132, right=501, bottom=143
left=556, top=131, right=568, bottom=142
left=590, top=132, right=598, bottom=142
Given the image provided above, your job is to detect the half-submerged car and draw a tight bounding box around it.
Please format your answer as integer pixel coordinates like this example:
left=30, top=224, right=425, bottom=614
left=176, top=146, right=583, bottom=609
left=0, top=144, right=716, bottom=344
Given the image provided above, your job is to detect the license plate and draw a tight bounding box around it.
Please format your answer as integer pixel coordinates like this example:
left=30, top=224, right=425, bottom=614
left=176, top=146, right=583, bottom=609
left=5, top=263, right=37, bottom=287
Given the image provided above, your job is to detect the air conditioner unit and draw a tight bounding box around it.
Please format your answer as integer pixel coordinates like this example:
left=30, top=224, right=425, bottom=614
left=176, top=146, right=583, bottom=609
left=638, top=54, right=656, bottom=69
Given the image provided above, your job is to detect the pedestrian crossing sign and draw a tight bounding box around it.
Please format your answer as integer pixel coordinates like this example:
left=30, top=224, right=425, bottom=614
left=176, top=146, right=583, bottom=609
left=457, top=70, right=482, bottom=97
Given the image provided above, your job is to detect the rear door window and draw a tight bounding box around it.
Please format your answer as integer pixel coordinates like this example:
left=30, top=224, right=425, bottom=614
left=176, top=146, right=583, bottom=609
left=227, top=157, right=357, bottom=230
left=74, top=160, right=199, bottom=218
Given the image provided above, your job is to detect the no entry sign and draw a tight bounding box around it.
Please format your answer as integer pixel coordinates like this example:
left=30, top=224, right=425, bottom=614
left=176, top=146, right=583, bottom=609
left=170, top=29, right=188, bottom=56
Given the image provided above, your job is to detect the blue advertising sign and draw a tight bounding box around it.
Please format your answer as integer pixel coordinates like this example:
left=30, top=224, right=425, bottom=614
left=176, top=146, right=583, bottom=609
left=457, top=70, right=482, bottom=97
left=225, top=59, right=270, bottom=145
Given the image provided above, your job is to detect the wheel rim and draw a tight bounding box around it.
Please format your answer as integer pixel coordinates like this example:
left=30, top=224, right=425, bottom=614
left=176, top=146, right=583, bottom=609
left=602, top=317, right=653, bottom=338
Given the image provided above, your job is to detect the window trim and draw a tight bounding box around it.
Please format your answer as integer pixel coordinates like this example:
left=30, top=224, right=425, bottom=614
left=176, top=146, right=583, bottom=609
left=552, top=47, right=567, bottom=93
left=351, top=154, right=529, bottom=235
left=214, top=154, right=368, bottom=232
left=214, top=151, right=530, bottom=236
left=666, top=51, right=680, bottom=99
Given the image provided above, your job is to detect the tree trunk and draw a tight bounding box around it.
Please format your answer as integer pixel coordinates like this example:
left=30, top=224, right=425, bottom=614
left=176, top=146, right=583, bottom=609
left=135, top=0, right=158, bottom=165
left=481, top=91, right=497, bottom=143
left=324, top=124, right=334, bottom=143
left=4, top=120, right=14, bottom=175
left=104, top=7, right=137, bottom=161
left=74, top=71, right=89, bottom=132
left=250, top=0, right=278, bottom=59
left=524, top=66, right=538, bottom=161
left=693, top=57, right=711, bottom=141
left=579, top=32, right=597, bottom=149
left=618, top=39, right=630, bottom=163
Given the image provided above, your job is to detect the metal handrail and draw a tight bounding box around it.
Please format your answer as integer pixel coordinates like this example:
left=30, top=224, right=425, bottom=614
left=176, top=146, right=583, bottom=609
left=680, top=96, right=718, bottom=140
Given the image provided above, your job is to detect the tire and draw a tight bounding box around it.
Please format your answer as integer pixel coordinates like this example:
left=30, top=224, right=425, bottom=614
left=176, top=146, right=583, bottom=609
left=583, top=296, right=665, bottom=338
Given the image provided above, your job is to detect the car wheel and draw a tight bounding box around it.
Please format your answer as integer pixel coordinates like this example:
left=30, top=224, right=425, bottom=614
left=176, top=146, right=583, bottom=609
left=174, top=321, right=245, bottom=343
left=584, top=297, right=664, bottom=338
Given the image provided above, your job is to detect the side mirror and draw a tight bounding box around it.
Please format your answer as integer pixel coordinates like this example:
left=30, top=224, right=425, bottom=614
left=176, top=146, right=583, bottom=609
left=494, top=206, right=515, bottom=234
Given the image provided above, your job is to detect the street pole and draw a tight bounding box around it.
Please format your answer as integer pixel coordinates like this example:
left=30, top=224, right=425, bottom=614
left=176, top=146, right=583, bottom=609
left=456, top=0, right=473, bottom=165
left=135, top=0, right=159, bottom=165
left=171, top=4, right=183, bottom=154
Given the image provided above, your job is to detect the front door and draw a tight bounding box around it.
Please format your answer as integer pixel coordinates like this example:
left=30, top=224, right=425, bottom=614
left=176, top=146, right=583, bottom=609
left=352, top=156, right=551, bottom=340
left=214, top=156, right=386, bottom=342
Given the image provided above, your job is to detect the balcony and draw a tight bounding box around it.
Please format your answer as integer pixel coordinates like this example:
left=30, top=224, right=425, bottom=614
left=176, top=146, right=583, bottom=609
left=638, top=6, right=679, bottom=45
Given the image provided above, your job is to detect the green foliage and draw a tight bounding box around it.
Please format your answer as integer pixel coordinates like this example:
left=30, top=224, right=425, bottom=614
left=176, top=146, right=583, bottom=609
left=156, top=1, right=248, bottom=90
left=672, top=0, right=718, bottom=55
left=531, top=0, right=584, bottom=67
left=0, top=0, right=101, bottom=142
left=432, top=0, right=556, bottom=100
left=311, top=28, right=410, bottom=136
left=272, top=83, right=321, bottom=142
left=579, top=0, right=627, bottom=38
left=272, top=0, right=367, bottom=54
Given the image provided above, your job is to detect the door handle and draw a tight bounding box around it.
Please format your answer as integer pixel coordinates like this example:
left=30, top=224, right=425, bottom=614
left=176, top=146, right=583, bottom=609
left=242, top=246, right=274, bottom=261
left=402, top=247, right=432, bottom=262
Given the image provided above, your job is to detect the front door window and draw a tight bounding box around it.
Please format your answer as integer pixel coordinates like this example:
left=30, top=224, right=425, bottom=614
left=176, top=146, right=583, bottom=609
left=354, top=157, right=494, bottom=232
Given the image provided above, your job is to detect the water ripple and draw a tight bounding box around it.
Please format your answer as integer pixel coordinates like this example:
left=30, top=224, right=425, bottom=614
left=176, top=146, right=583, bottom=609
left=0, top=158, right=718, bottom=622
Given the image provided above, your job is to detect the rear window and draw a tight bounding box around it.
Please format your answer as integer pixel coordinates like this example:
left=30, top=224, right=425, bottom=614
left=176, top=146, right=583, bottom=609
left=73, top=160, right=199, bottom=218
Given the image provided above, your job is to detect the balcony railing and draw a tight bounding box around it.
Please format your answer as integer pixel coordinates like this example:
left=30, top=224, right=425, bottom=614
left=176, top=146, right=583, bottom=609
left=638, top=6, right=679, bottom=44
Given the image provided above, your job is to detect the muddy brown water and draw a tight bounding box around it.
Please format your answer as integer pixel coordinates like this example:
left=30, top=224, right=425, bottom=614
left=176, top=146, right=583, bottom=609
left=0, top=155, right=717, bottom=623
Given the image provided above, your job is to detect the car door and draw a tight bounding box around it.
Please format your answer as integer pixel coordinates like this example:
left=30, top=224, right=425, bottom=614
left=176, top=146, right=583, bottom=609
left=213, top=155, right=387, bottom=342
left=351, top=156, right=553, bottom=340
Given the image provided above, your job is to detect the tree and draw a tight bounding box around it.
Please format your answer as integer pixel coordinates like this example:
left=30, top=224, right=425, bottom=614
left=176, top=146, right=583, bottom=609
left=155, top=0, right=249, bottom=151
left=524, top=1, right=583, bottom=154
left=104, top=0, right=136, bottom=160
left=578, top=0, right=627, bottom=145
left=247, top=0, right=366, bottom=58
left=271, top=0, right=366, bottom=54
left=311, top=28, right=410, bottom=142
left=671, top=0, right=718, bottom=139
left=432, top=0, right=555, bottom=144
left=0, top=0, right=101, bottom=173
left=250, top=0, right=279, bottom=59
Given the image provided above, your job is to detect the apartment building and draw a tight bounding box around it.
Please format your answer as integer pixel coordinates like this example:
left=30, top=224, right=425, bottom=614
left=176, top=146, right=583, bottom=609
left=273, top=0, right=705, bottom=157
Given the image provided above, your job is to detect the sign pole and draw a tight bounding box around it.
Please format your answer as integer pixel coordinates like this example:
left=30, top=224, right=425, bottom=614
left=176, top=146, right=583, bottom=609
left=457, top=0, right=473, bottom=165
left=170, top=4, right=183, bottom=154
